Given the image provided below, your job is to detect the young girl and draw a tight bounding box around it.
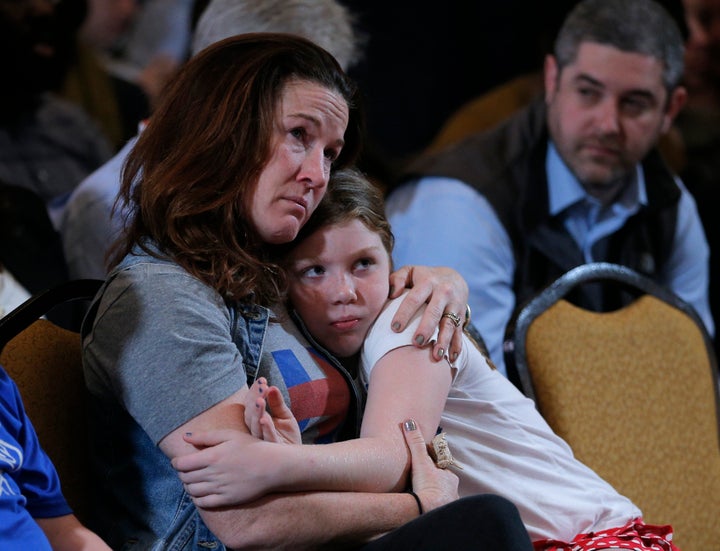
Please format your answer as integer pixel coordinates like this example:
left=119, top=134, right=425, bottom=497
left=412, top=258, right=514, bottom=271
left=174, top=168, right=679, bottom=551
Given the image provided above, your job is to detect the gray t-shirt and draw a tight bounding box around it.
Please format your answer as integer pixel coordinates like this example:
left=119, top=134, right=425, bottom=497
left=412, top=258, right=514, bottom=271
left=84, top=257, right=245, bottom=444
left=84, top=248, right=361, bottom=445
left=81, top=247, right=361, bottom=548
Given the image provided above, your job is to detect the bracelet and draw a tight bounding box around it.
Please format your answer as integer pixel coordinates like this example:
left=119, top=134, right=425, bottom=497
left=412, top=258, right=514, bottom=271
left=407, top=490, right=424, bottom=515
left=463, top=303, right=472, bottom=330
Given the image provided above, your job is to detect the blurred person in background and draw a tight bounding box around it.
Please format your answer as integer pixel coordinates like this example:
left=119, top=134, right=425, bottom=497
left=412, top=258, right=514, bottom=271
left=0, top=0, right=112, bottom=222
left=61, top=0, right=361, bottom=280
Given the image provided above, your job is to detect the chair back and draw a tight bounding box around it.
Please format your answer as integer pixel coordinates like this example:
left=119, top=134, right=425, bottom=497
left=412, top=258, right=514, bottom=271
left=506, top=263, right=720, bottom=551
left=0, top=279, right=103, bottom=524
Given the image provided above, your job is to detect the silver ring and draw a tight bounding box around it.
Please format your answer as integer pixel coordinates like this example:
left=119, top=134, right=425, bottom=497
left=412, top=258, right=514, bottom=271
left=442, top=311, right=461, bottom=328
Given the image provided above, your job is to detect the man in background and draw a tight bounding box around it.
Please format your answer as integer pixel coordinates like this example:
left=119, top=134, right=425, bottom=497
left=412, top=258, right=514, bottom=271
left=386, top=0, right=711, bottom=375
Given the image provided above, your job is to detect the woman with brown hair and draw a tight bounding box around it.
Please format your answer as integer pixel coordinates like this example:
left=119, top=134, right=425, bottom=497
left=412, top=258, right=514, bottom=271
left=81, top=33, right=473, bottom=550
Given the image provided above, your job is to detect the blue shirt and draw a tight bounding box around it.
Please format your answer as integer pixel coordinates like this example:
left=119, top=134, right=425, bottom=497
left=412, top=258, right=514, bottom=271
left=387, top=142, right=713, bottom=376
left=61, top=134, right=139, bottom=280
left=0, top=366, right=72, bottom=550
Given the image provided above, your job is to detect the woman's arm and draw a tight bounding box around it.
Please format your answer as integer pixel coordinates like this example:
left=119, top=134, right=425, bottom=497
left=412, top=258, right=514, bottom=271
left=174, top=343, right=453, bottom=506
left=165, top=392, right=458, bottom=550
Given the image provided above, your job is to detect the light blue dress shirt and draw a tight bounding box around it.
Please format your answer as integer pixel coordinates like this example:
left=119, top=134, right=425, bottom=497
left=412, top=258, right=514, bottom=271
left=386, top=142, right=713, bottom=376
left=60, top=133, right=140, bottom=280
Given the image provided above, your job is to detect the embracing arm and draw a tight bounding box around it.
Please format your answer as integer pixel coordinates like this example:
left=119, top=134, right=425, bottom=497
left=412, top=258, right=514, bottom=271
left=319, top=343, right=452, bottom=490
left=390, top=265, right=469, bottom=362
left=197, top=466, right=451, bottom=551
left=174, top=342, right=452, bottom=507
left=164, top=388, right=456, bottom=550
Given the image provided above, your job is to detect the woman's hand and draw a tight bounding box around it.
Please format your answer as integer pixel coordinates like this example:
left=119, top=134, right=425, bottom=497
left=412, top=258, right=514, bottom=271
left=402, top=419, right=459, bottom=513
left=389, top=265, right=469, bottom=362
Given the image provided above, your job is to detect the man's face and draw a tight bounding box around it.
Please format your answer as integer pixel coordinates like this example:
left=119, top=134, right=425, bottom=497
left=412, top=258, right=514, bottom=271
left=544, top=42, right=686, bottom=203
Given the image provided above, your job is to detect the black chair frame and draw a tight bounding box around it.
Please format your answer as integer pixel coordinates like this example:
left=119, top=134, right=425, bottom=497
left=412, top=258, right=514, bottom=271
left=0, top=279, right=103, bottom=350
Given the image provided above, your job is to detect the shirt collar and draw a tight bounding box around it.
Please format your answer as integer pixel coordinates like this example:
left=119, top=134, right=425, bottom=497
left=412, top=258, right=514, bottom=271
left=546, top=140, right=648, bottom=215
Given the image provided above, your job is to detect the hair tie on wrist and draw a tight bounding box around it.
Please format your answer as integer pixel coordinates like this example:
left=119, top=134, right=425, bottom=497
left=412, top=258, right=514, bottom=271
left=407, top=490, right=424, bottom=515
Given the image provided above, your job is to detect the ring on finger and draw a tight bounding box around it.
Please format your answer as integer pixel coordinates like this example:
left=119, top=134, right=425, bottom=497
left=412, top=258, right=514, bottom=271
left=442, top=311, right=461, bottom=328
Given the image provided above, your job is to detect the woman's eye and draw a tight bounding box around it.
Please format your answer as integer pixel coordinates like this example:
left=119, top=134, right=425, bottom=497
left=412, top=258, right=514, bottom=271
left=290, top=127, right=306, bottom=140
left=324, top=148, right=339, bottom=162
left=300, top=265, right=324, bottom=278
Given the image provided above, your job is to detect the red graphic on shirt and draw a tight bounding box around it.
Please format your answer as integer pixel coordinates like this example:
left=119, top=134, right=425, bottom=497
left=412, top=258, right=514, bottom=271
left=288, top=348, right=350, bottom=440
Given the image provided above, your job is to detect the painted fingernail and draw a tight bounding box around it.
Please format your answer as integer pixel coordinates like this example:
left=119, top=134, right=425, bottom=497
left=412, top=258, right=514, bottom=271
left=185, top=432, right=192, bottom=437
left=404, top=419, right=417, bottom=431
left=392, top=321, right=401, bottom=331
left=415, top=335, right=425, bottom=346
left=451, top=351, right=459, bottom=362
left=437, top=348, right=445, bottom=359
left=388, top=285, right=395, bottom=296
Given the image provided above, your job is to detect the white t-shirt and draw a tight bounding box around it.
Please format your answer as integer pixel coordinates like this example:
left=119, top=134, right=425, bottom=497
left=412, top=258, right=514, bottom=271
left=360, top=295, right=642, bottom=543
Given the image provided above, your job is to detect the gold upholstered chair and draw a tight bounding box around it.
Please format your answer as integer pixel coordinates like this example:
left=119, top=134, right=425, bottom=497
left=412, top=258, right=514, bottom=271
left=0, top=279, right=103, bottom=525
left=425, top=72, right=544, bottom=155
left=504, top=263, right=720, bottom=551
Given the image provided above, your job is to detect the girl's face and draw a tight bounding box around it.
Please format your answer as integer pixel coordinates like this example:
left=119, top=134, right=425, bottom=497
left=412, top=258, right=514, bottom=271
left=287, top=219, right=391, bottom=358
left=249, top=80, right=349, bottom=245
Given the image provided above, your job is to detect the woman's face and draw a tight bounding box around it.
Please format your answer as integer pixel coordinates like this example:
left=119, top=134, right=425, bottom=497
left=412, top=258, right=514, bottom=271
left=287, top=219, right=391, bottom=358
left=249, top=80, right=349, bottom=245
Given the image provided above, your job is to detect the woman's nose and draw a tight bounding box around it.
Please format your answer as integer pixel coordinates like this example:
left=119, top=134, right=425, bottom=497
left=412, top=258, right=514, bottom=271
left=299, top=147, right=328, bottom=190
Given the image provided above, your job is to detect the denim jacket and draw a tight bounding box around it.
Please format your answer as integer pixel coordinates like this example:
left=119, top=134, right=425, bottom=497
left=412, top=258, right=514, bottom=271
left=82, top=245, right=269, bottom=550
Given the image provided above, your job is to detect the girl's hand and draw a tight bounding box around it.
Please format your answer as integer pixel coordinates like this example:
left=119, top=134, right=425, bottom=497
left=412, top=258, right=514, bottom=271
left=244, top=377, right=301, bottom=444
left=173, top=429, right=290, bottom=508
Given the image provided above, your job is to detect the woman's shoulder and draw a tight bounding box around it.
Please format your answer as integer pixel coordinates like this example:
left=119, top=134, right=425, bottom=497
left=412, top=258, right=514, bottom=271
left=110, top=243, right=205, bottom=290
left=96, top=246, right=227, bottom=326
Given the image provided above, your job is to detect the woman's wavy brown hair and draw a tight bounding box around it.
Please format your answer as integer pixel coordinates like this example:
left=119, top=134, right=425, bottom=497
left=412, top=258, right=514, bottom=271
left=109, top=32, right=363, bottom=305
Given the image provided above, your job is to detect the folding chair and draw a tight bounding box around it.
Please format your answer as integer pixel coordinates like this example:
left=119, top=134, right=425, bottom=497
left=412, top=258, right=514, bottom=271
left=505, top=263, right=720, bottom=551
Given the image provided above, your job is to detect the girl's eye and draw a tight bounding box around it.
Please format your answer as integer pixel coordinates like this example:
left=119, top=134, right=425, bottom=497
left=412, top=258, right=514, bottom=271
left=354, top=258, right=375, bottom=271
